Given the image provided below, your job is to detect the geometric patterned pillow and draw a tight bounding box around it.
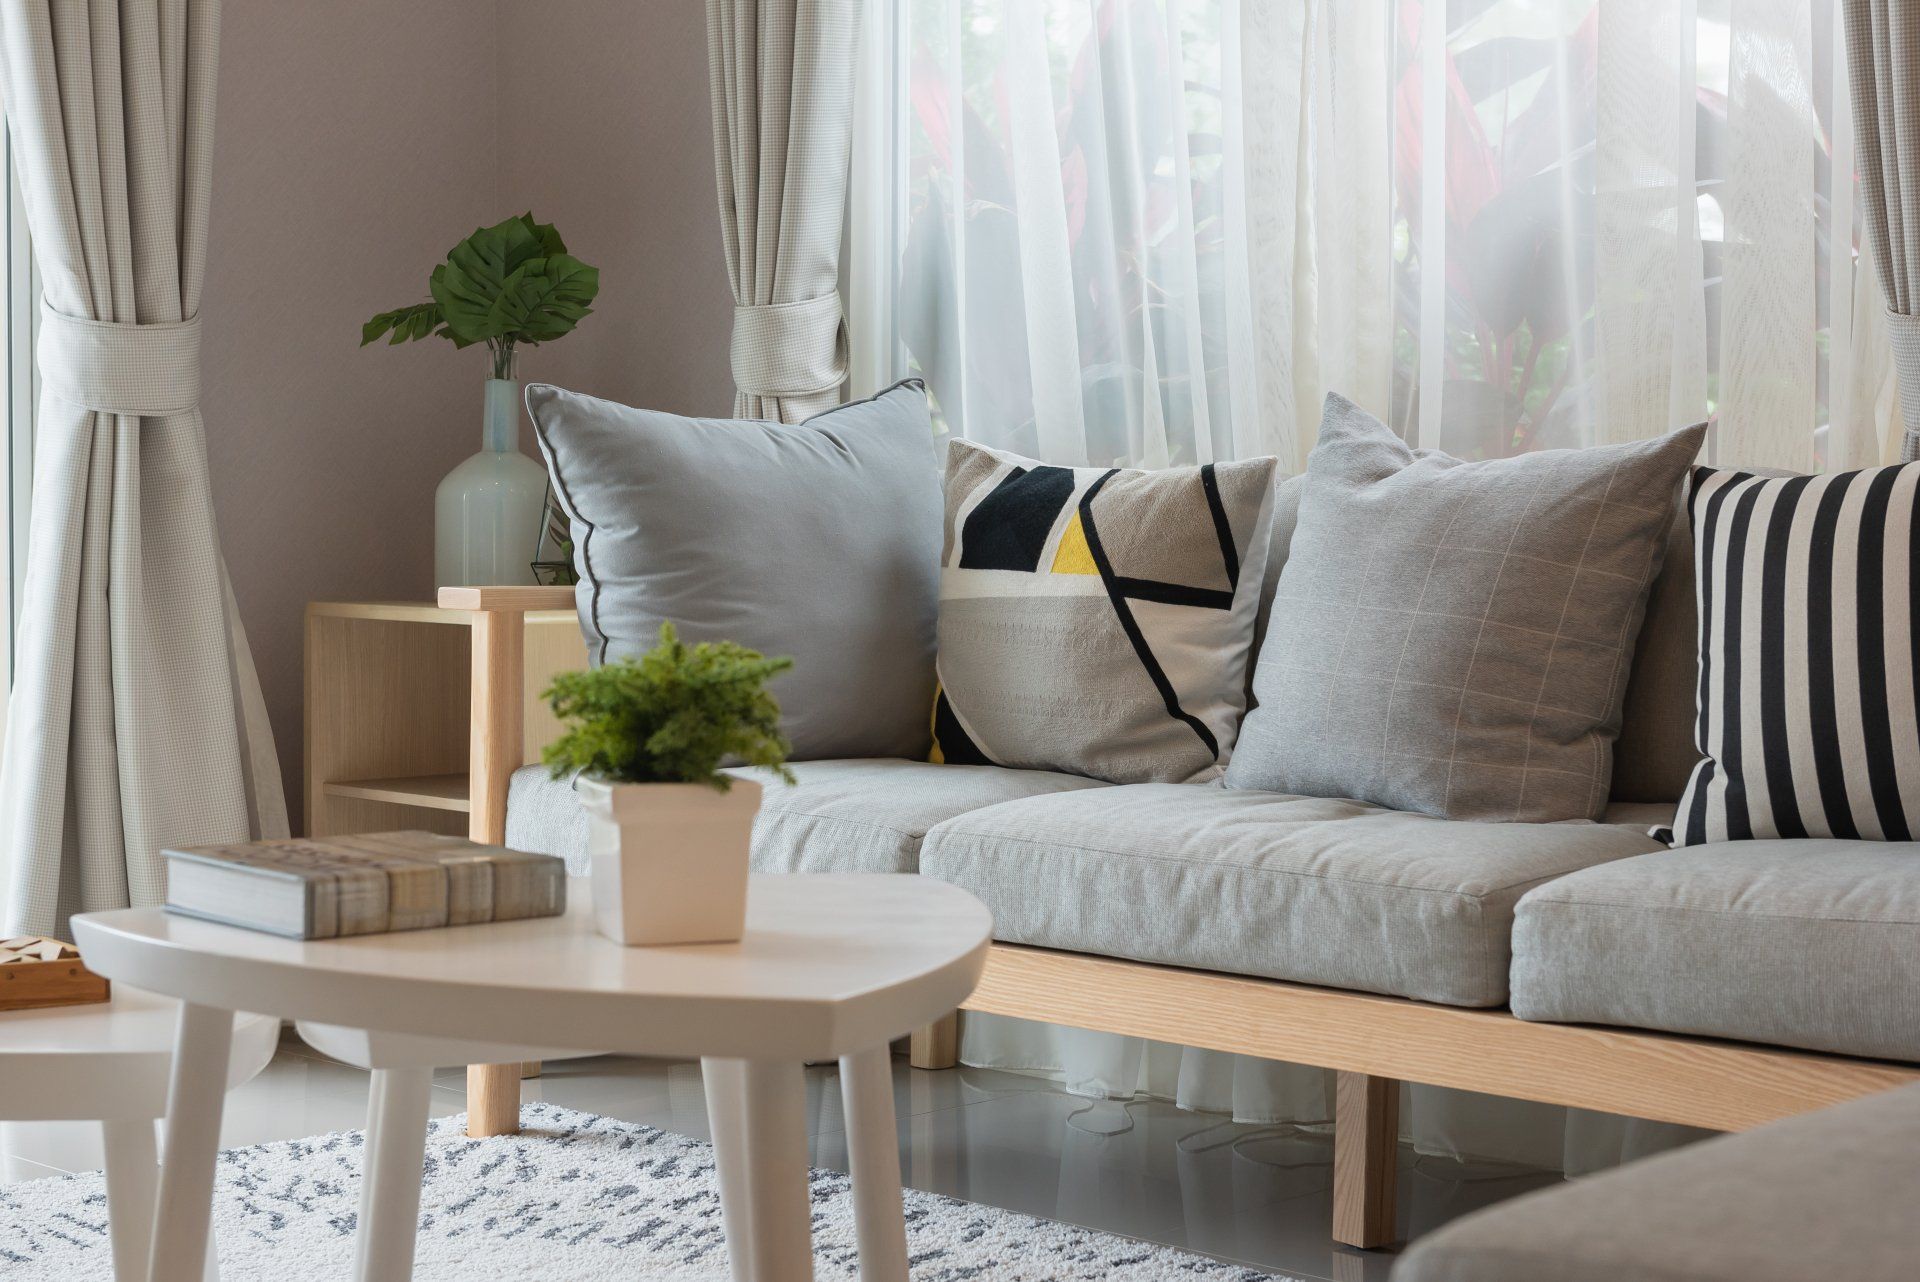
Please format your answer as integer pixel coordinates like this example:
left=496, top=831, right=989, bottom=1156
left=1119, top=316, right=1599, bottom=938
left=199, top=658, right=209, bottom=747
left=933, top=440, right=1278, bottom=784
left=1662, top=461, right=1920, bottom=845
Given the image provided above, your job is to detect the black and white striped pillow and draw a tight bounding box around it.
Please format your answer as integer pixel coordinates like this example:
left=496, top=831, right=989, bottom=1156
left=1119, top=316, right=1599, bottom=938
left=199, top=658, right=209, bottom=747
left=1664, top=462, right=1920, bottom=846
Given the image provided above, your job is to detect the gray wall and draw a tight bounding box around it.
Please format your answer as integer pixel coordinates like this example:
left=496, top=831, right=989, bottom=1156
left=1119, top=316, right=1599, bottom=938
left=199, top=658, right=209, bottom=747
left=201, top=1, right=731, bottom=830
left=497, top=1, right=733, bottom=412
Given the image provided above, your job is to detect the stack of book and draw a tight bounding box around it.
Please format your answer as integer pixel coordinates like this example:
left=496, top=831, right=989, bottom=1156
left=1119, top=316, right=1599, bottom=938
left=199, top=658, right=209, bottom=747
left=164, top=831, right=565, bottom=940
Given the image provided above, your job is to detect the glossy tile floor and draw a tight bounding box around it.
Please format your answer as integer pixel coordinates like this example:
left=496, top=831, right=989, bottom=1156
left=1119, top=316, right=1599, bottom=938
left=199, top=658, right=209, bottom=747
left=0, top=1031, right=1561, bottom=1282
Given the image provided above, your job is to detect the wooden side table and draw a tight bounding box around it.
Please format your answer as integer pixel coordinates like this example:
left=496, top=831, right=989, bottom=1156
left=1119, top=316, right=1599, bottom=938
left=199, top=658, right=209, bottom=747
left=304, top=591, right=584, bottom=1134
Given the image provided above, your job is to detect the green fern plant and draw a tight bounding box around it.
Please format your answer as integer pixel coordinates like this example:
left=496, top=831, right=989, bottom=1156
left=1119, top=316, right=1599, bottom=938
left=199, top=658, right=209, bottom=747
left=361, top=213, right=599, bottom=380
left=542, top=623, right=795, bottom=791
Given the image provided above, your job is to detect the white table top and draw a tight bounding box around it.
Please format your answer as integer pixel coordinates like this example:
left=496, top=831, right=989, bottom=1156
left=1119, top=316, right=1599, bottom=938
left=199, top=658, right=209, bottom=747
left=0, top=987, right=280, bottom=1120
left=1, top=984, right=186, bottom=1056
left=72, top=874, right=992, bottom=1062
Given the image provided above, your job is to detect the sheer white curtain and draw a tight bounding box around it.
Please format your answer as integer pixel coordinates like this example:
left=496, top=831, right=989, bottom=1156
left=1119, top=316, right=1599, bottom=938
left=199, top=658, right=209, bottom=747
left=882, top=0, right=1893, bottom=467
left=887, top=0, right=1258, bottom=466
left=865, top=0, right=1890, bottom=1167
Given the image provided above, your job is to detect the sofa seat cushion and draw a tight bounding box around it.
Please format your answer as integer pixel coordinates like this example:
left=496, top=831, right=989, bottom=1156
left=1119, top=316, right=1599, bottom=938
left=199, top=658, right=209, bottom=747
left=1510, top=841, right=1920, bottom=1060
left=918, top=783, right=1665, bottom=1006
left=505, top=759, right=1107, bottom=876
left=1392, top=1082, right=1920, bottom=1282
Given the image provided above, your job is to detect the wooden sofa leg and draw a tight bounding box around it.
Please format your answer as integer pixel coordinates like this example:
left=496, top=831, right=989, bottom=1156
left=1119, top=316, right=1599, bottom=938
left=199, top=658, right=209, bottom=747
left=908, top=1012, right=959, bottom=1069
left=468, top=1063, right=523, bottom=1137
left=1333, top=1070, right=1400, bottom=1249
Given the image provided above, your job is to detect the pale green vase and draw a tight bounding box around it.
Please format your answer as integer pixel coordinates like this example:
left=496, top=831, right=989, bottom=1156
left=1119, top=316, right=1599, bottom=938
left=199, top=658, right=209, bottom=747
left=434, top=379, right=548, bottom=588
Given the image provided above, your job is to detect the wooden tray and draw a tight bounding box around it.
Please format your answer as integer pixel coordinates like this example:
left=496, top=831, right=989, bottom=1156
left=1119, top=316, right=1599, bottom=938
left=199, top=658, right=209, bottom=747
left=0, top=936, right=111, bottom=1012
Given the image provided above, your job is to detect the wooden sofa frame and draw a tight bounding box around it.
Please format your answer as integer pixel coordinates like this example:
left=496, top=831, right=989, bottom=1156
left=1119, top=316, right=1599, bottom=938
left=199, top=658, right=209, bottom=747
left=441, top=585, right=1920, bottom=1251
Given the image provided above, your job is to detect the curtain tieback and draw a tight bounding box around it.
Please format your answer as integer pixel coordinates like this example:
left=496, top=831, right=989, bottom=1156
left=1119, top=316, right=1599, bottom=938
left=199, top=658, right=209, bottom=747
left=38, top=301, right=202, bottom=417
left=1887, top=307, right=1920, bottom=420
left=730, top=295, right=847, bottom=402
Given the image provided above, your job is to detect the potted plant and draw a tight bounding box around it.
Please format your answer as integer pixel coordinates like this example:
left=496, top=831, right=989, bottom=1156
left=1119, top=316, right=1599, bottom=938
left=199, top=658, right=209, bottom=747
left=361, top=213, right=599, bottom=588
left=542, top=623, right=794, bottom=946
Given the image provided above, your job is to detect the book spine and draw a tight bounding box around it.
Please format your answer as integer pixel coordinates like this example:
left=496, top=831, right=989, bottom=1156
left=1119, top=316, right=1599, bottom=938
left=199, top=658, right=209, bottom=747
left=309, top=868, right=339, bottom=939
left=490, top=858, right=567, bottom=921
left=443, top=862, right=493, bottom=926
left=384, top=861, right=450, bottom=932
left=330, top=865, right=391, bottom=937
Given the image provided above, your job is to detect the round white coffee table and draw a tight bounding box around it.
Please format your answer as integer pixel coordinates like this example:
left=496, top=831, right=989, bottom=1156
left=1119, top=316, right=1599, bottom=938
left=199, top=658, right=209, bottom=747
left=73, top=873, right=991, bottom=1282
left=0, top=987, right=279, bottom=1281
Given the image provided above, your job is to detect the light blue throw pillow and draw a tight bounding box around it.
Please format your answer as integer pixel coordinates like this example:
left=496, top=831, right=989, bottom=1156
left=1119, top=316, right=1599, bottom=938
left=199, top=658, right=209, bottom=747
left=526, top=379, right=943, bottom=761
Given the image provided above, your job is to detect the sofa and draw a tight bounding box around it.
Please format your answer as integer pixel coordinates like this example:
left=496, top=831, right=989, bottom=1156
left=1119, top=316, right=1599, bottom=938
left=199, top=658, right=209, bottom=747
left=446, top=471, right=1920, bottom=1254
left=1391, top=1080, right=1920, bottom=1282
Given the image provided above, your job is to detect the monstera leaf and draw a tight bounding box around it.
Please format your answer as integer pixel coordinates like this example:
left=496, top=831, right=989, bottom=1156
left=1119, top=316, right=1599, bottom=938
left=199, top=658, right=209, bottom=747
left=361, top=213, right=598, bottom=360
left=360, top=301, right=446, bottom=346
left=429, top=214, right=597, bottom=345
left=484, top=255, right=599, bottom=342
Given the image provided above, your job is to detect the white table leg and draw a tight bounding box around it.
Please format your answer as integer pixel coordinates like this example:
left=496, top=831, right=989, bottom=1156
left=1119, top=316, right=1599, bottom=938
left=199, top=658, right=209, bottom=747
left=150, top=1003, right=233, bottom=1282
left=101, top=1119, right=157, bottom=1282
left=354, top=1066, right=433, bottom=1282
left=838, top=1045, right=909, bottom=1282
left=736, top=1059, right=814, bottom=1282
left=701, top=1058, right=753, bottom=1282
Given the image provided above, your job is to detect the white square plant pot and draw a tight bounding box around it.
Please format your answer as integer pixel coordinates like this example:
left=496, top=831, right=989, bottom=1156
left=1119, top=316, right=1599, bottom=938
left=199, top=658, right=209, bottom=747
left=575, top=775, right=762, bottom=946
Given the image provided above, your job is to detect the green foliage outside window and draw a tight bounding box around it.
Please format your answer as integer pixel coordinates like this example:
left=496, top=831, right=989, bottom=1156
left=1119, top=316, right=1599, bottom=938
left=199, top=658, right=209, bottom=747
left=541, top=624, right=794, bottom=792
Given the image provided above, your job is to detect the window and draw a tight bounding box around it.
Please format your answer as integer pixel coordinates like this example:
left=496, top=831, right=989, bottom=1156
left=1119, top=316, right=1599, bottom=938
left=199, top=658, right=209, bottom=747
left=849, top=0, right=1886, bottom=474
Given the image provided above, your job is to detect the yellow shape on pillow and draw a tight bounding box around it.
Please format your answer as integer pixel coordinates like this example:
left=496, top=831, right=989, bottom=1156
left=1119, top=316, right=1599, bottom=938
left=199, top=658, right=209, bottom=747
left=1050, top=512, right=1099, bottom=576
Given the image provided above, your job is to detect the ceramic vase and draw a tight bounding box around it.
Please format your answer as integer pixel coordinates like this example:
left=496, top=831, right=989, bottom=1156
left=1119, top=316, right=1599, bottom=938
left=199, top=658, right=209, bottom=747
left=576, top=775, right=762, bottom=946
left=434, top=378, right=547, bottom=587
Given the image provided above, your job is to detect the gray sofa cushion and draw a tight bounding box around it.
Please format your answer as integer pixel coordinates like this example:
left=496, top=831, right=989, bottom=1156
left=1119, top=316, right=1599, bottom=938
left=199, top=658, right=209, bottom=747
left=1510, top=840, right=1920, bottom=1060
left=506, top=759, right=1107, bottom=876
left=1393, top=1082, right=1920, bottom=1282
left=1247, top=473, right=1304, bottom=704
left=918, top=783, right=1665, bottom=1006
left=1610, top=501, right=1701, bottom=805
left=1227, top=394, right=1704, bottom=824
left=1611, top=466, right=1796, bottom=807
left=525, top=379, right=943, bottom=761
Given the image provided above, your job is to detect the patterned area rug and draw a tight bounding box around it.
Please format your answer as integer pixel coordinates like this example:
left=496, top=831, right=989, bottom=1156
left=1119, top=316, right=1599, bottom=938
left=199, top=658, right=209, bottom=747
left=1, top=1102, right=1293, bottom=1280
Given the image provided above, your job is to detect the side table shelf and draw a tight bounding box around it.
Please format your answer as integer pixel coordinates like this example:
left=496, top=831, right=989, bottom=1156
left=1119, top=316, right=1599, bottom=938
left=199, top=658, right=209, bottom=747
left=303, top=600, right=585, bottom=841
left=321, top=774, right=471, bottom=813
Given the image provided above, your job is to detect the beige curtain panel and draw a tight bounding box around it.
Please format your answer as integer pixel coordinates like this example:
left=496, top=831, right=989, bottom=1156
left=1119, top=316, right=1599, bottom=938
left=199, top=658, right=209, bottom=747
left=1846, top=0, right=1920, bottom=462
left=706, top=0, right=858, bottom=422
left=0, top=0, right=287, bottom=935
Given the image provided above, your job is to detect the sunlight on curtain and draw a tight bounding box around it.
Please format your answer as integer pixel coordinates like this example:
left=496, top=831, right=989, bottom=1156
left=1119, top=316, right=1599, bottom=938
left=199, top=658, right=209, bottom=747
left=897, top=0, right=1251, bottom=467
left=891, top=0, right=1889, bottom=475
left=1386, top=0, right=1888, bottom=470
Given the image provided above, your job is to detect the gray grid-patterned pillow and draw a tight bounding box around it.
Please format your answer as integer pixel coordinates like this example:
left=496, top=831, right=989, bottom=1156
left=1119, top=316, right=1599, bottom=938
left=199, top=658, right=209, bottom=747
left=1224, top=395, right=1705, bottom=823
